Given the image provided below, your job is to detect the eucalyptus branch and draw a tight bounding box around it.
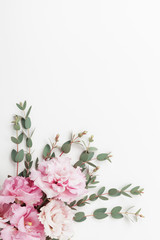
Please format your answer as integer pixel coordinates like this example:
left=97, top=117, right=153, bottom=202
left=69, top=184, right=144, bottom=209
left=73, top=206, right=144, bottom=222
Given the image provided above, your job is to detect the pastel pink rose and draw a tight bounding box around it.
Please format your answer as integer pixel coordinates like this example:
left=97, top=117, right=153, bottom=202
left=1, top=204, right=45, bottom=240
left=39, top=199, right=73, bottom=240
left=0, top=176, right=43, bottom=206
left=30, top=157, right=87, bottom=203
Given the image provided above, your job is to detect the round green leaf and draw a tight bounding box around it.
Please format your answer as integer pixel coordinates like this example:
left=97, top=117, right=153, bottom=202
left=111, top=206, right=123, bottom=219
left=26, top=153, right=32, bottom=162
left=25, top=117, right=31, bottom=129
left=97, top=153, right=109, bottom=161
left=11, top=149, right=17, bottom=161
left=80, top=151, right=89, bottom=162
left=15, top=149, right=24, bottom=162
left=14, top=123, right=20, bottom=131
left=61, top=141, right=71, bottom=153
left=89, top=194, right=98, bottom=201
left=73, top=212, right=86, bottom=222
left=26, top=138, right=32, bottom=148
left=93, top=208, right=108, bottom=219
left=11, top=137, right=19, bottom=144
left=108, top=188, right=120, bottom=197
left=43, top=144, right=51, bottom=158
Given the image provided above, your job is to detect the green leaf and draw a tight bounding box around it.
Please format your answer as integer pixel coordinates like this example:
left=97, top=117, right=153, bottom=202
left=35, top=158, right=39, bottom=170
left=135, top=208, right=141, bottom=215
left=98, top=187, right=106, bottom=195
left=23, top=101, right=27, bottom=110
left=61, top=141, right=71, bottom=153
left=25, top=161, right=33, bottom=169
left=121, top=192, right=132, bottom=198
left=130, top=186, right=140, bottom=195
left=97, top=153, right=109, bottom=161
left=73, top=212, right=86, bottom=222
left=93, top=208, right=108, bottom=219
left=43, top=144, right=51, bottom=158
left=26, top=138, right=32, bottom=148
left=26, top=153, right=32, bottom=162
left=89, top=194, right=98, bottom=201
left=99, top=196, right=108, bottom=200
left=88, top=147, right=98, bottom=152
left=50, top=152, right=55, bottom=159
left=69, top=200, right=76, bottom=207
left=87, top=152, right=94, bottom=161
left=111, top=206, right=123, bottom=219
left=121, top=184, right=132, bottom=191
left=80, top=151, right=89, bottom=162
left=11, top=136, right=19, bottom=144
left=15, top=149, right=24, bottom=162
left=11, top=149, right=17, bottom=161
left=25, top=117, right=31, bottom=129
left=108, top=188, right=120, bottom=197
left=14, top=123, right=20, bottom=131
left=16, top=103, right=24, bottom=110
left=86, top=162, right=97, bottom=168
left=26, top=106, right=32, bottom=118
left=18, top=133, right=23, bottom=144
left=21, top=118, right=25, bottom=128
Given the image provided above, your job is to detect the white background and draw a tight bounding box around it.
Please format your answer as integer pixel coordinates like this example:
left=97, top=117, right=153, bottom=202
left=0, top=1, right=160, bottom=239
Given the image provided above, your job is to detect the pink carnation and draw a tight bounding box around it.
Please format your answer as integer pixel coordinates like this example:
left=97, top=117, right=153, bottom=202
left=0, top=176, right=43, bottom=206
left=39, top=199, right=73, bottom=240
left=30, top=157, right=87, bottom=203
left=0, top=203, right=11, bottom=229
left=1, top=204, right=45, bottom=240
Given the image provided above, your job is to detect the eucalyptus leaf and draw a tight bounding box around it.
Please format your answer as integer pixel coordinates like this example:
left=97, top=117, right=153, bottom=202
left=26, top=106, right=32, bottom=118
left=99, top=196, right=108, bottom=200
left=11, top=149, right=17, bottom=161
left=111, top=206, right=123, bottom=219
left=18, top=133, right=23, bottom=144
left=80, top=151, right=89, bottom=162
left=11, top=137, right=19, bottom=144
left=121, top=191, right=132, bottom=198
left=43, top=144, right=51, bottom=158
left=15, top=149, right=24, bottom=162
left=26, top=138, right=32, bottom=148
left=88, top=147, right=98, bottom=152
left=61, top=141, right=71, bottom=153
left=93, top=208, right=108, bottom=219
left=98, top=187, right=105, bottom=195
left=26, top=153, right=32, bottom=162
left=121, top=184, right=132, bottom=191
left=89, top=194, right=98, bottom=201
left=73, top=212, right=86, bottom=222
left=25, top=117, right=31, bottom=129
left=108, top=188, right=120, bottom=197
left=97, top=153, right=109, bottom=161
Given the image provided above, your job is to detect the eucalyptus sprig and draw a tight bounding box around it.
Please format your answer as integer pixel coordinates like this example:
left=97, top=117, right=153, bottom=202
left=69, top=184, right=144, bottom=209
left=43, top=134, right=60, bottom=160
left=11, top=103, right=26, bottom=176
left=11, top=101, right=34, bottom=177
left=73, top=206, right=144, bottom=222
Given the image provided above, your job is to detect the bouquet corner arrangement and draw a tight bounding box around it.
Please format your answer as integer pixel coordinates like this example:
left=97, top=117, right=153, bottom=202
left=0, top=101, right=144, bottom=240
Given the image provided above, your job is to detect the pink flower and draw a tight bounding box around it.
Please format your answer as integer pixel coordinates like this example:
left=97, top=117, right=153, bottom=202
left=0, top=176, right=43, bottom=206
left=0, top=203, right=11, bottom=228
left=39, top=199, right=73, bottom=240
left=1, top=204, right=45, bottom=240
left=30, top=157, right=87, bottom=203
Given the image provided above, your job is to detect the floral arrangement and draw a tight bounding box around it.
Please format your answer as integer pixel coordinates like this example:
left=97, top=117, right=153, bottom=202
left=0, top=101, right=144, bottom=240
